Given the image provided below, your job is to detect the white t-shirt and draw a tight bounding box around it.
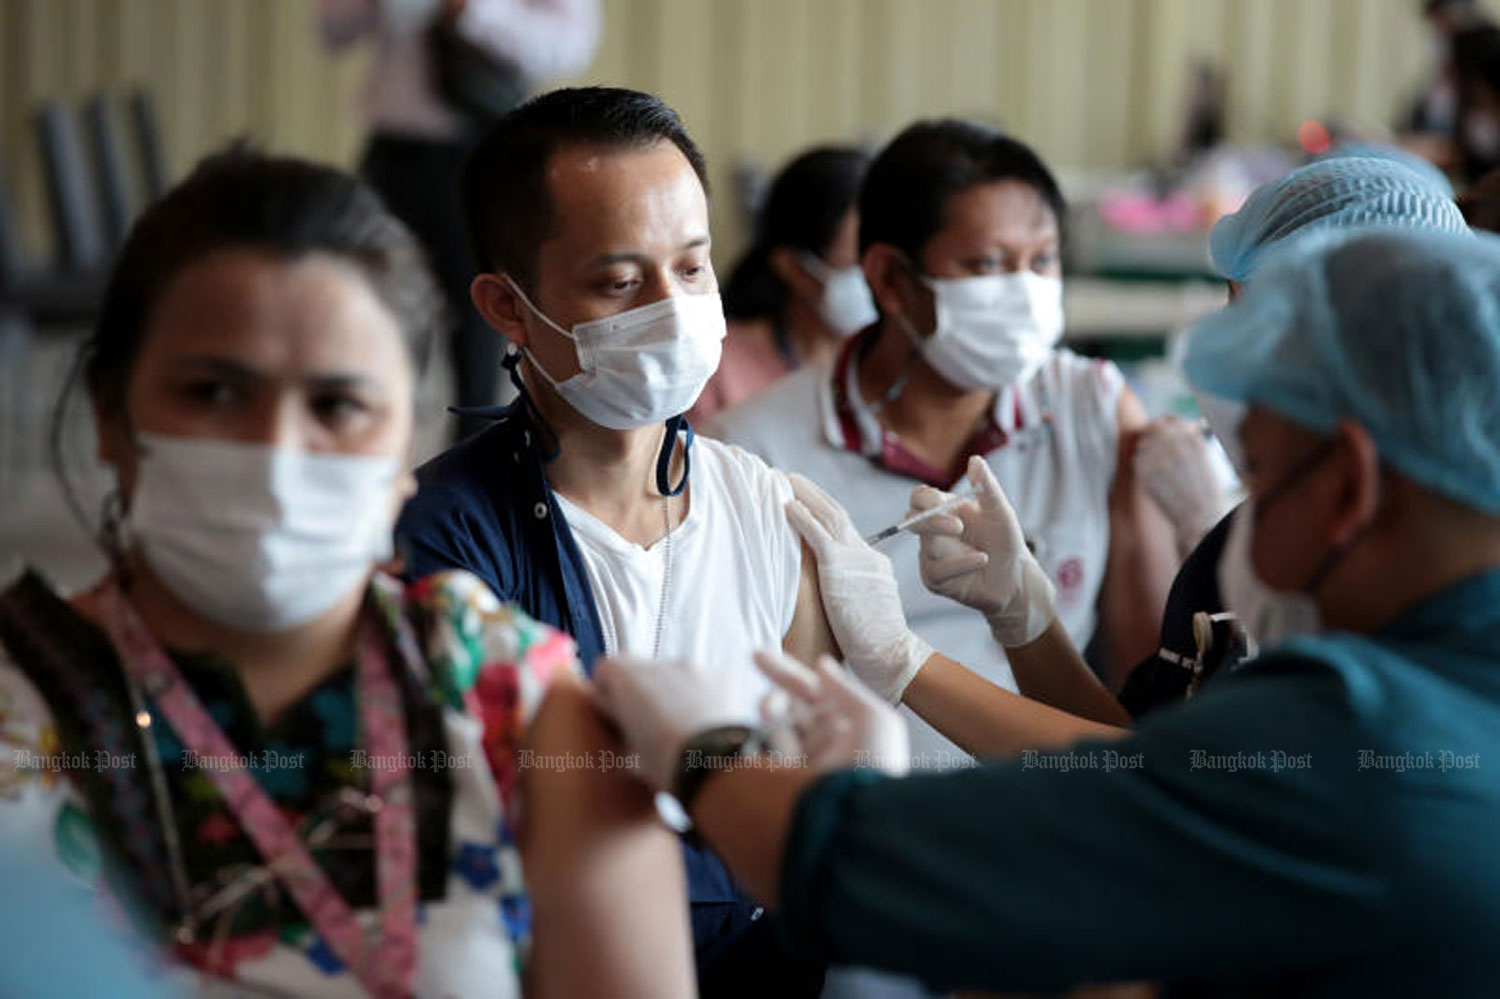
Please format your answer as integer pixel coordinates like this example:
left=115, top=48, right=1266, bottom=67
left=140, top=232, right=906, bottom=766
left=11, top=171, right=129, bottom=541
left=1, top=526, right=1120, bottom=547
left=714, top=347, right=1124, bottom=767
left=554, top=436, right=802, bottom=716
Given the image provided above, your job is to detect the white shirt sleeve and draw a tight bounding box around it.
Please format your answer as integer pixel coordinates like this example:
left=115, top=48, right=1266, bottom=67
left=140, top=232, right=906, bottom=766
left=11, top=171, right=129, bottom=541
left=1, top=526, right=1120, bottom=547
left=708, top=442, right=802, bottom=639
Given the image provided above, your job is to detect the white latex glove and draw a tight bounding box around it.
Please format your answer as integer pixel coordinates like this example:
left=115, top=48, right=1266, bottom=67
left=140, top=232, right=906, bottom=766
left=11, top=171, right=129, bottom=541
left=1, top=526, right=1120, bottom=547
left=592, top=655, right=757, bottom=793
left=909, top=455, right=1057, bottom=648
left=785, top=473, right=935, bottom=704
left=1134, top=416, right=1235, bottom=554
left=755, top=651, right=909, bottom=777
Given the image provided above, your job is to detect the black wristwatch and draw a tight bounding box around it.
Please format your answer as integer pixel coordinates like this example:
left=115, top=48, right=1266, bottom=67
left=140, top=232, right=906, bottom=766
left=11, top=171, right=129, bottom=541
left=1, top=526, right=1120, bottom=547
left=671, top=724, right=771, bottom=814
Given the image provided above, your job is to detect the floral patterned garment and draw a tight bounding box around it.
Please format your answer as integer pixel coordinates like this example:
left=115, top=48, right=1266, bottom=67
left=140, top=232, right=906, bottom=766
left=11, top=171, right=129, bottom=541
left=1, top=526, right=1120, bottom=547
left=0, top=569, right=578, bottom=999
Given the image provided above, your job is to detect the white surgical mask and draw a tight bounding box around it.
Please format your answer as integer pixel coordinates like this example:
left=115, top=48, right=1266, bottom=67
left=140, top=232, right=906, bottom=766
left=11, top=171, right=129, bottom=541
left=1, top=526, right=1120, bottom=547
left=1216, top=500, right=1322, bottom=654
left=799, top=253, right=877, bottom=336
left=914, top=271, right=1064, bottom=391
left=129, top=433, right=400, bottom=633
left=509, top=278, right=726, bottom=430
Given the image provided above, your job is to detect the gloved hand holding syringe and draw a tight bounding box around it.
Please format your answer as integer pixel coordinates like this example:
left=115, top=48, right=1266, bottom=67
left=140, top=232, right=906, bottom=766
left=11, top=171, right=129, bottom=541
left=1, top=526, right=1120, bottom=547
left=864, top=490, right=976, bottom=546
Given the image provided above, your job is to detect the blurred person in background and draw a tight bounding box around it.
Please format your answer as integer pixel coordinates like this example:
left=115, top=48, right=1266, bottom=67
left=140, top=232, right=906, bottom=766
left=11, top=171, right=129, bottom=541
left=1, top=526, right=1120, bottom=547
left=690, top=145, right=873, bottom=427
left=1459, top=163, right=1500, bottom=228
left=1405, top=0, right=1489, bottom=140
left=0, top=149, right=690, bottom=999
left=318, top=0, right=601, bottom=439
left=1448, top=20, right=1500, bottom=184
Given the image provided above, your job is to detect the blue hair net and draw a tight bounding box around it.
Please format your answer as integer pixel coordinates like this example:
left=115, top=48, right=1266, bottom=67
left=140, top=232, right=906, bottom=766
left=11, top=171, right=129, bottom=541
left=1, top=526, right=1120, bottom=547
left=1321, top=143, right=1455, bottom=198
left=1185, top=227, right=1500, bottom=513
left=1209, top=156, right=1467, bottom=283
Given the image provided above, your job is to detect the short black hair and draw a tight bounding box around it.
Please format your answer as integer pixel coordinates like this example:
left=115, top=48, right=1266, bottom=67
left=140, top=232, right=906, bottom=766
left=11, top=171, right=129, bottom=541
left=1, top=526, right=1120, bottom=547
left=460, top=86, right=710, bottom=288
left=723, top=145, right=870, bottom=320
left=859, top=119, right=1066, bottom=262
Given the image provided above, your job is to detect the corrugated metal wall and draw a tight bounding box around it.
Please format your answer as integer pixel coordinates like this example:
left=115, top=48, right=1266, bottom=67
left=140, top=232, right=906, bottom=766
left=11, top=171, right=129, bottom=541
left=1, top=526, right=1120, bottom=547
left=0, top=0, right=1483, bottom=263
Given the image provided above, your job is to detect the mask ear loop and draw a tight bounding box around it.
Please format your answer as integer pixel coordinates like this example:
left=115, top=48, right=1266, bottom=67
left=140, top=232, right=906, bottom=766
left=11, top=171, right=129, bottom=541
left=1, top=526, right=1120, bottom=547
left=100, top=412, right=150, bottom=583
left=99, top=487, right=132, bottom=580
left=502, top=350, right=562, bottom=464
left=1303, top=465, right=1384, bottom=596
left=864, top=252, right=934, bottom=416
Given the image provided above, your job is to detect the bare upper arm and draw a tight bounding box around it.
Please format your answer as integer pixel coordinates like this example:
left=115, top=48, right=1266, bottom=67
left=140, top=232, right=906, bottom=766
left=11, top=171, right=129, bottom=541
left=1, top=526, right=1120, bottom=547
left=520, top=678, right=693, bottom=999
left=783, top=540, right=841, bottom=663
left=1100, top=386, right=1180, bottom=681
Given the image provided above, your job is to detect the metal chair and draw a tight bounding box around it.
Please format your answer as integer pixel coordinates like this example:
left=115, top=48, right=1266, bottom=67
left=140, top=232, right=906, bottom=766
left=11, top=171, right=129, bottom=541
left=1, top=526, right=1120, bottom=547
left=84, top=94, right=135, bottom=252
left=129, top=89, right=168, bottom=205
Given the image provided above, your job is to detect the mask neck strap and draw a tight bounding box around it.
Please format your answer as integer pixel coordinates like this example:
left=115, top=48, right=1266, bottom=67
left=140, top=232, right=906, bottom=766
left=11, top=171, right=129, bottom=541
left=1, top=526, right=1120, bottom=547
left=658, top=415, right=693, bottom=497
left=503, top=350, right=562, bottom=463
left=1254, top=437, right=1340, bottom=515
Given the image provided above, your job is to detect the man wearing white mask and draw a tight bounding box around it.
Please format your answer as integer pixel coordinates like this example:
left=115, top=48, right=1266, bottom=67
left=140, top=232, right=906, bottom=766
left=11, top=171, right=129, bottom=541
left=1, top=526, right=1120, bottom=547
left=396, top=87, right=835, bottom=997
left=717, top=119, right=1178, bottom=762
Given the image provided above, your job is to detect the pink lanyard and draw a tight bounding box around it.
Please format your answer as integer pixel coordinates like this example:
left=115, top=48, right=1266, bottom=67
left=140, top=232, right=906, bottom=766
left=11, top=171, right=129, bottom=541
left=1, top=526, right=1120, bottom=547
left=98, top=579, right=418, bottom=999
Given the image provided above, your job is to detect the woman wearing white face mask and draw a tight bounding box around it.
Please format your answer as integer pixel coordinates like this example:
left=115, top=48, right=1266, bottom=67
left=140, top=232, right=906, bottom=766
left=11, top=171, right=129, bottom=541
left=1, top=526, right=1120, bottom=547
left=718, top=120, right=1180, bottom=767
left=690, top=145, right=874, bottom=427
left=0, top=150, right=691, bottom=998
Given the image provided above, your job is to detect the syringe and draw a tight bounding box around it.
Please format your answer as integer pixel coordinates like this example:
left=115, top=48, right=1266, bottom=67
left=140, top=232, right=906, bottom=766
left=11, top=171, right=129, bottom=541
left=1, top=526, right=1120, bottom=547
left=864, top=490, right=976, bottom=546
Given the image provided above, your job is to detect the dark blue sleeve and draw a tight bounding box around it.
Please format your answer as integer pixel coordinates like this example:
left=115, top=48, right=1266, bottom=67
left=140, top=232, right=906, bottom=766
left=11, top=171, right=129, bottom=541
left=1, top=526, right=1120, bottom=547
left=398, top=483, right=512, bottom=603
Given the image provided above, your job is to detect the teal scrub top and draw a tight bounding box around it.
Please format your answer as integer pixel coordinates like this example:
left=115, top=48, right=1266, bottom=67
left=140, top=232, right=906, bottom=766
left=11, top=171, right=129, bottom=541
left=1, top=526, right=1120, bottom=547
left=780, top=569, right=1500, bottom=997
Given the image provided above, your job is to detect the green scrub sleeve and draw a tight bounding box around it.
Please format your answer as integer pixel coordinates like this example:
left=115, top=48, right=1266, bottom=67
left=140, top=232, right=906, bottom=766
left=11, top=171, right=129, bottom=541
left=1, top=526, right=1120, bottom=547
left=772, top=666, right=1386, bottom=993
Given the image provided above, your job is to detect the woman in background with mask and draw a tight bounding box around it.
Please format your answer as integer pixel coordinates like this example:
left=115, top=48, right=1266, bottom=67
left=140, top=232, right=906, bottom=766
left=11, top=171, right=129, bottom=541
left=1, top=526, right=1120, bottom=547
left=689, top=145, right=872, bottom=427
left=0, top=150, right=690, bottom=998
left=718, top=119, right=1179, bottom=765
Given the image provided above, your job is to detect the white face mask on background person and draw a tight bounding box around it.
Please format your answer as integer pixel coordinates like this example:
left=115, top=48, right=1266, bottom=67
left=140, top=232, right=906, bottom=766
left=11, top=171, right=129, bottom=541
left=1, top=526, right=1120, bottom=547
left=508, top=278, right=727, bottom=430
left=1465, top=111, right=1500, bottom=158
left=798, top=253, right=878, bottom=336
left=1216, top=499, right=1323, bottom=654
left=909, top=270, right=1065, bottom=392
left=128, top=432, right=401, bottom=634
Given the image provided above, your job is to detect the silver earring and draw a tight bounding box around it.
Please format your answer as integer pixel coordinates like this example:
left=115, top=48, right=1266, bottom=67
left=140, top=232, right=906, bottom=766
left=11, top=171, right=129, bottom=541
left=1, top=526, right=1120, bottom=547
left=99, top=489, right=128, bottom=566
